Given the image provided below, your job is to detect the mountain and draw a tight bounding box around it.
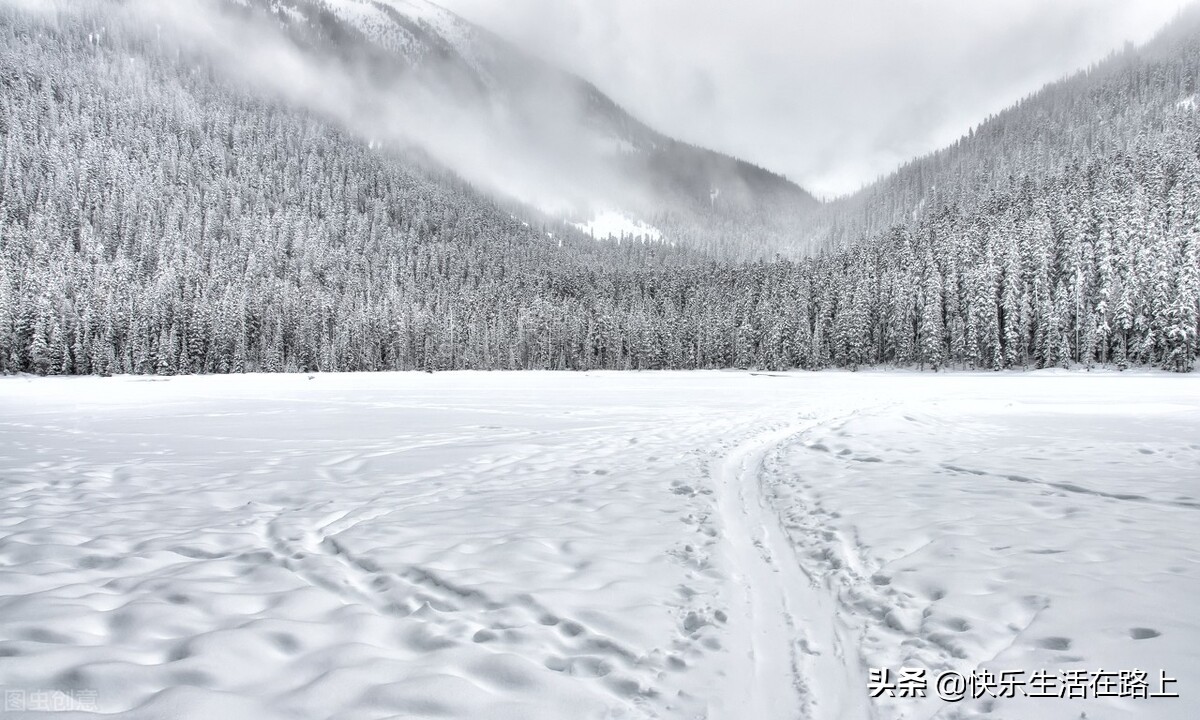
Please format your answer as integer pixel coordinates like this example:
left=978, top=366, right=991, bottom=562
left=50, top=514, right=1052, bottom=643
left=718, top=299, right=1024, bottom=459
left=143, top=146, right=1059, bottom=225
left=215, top=0, right=818, bottom=257
left=805, top=4, right=1200, bottom=249
left=0, top=0, right=1195, bottom=377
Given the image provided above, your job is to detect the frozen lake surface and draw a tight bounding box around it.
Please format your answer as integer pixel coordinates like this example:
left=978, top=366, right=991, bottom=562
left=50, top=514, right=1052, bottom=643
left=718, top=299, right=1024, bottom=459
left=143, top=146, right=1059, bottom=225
left=0, top=371, right=1197, bottom=719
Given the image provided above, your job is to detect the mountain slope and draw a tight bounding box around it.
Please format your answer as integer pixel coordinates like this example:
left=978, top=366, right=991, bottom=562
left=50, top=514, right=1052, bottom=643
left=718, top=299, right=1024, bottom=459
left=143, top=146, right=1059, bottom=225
left=216, top=0, right=819, bottom=258
left=807, top=4, right=1200, bottom=249
left=0, top=0, right=1195, bottom=378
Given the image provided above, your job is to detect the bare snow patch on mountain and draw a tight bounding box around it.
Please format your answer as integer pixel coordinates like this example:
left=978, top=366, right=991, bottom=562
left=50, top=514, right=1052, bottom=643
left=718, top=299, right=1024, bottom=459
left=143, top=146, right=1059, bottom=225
left=591, top=135, right=638, bottom=156
left=573, top=210, right=662, bottom=241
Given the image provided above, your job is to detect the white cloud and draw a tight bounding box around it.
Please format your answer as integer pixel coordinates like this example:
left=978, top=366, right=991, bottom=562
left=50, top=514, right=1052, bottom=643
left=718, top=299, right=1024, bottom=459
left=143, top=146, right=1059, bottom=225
left=440, top=0, right=1191, bottom=197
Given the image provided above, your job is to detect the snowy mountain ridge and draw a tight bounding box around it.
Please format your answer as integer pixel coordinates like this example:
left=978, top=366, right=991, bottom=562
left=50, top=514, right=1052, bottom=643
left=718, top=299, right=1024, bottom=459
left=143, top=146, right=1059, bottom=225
left=806, top=5, right=1200, bottom=249
left=213, top=0, right=817, bottom=255
left=0, top=0, right=1196, bottom=380
left=313, top=0, right=482, bottom=72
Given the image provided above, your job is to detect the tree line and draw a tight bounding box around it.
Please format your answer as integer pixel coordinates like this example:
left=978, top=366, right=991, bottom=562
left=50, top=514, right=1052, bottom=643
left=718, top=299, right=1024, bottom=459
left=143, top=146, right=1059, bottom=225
left=0, top=4, right=1196, bottom=375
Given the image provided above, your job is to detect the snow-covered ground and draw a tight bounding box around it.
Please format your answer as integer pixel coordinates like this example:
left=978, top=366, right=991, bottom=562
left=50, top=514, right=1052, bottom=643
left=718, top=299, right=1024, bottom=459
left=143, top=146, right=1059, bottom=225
left=0, top=371, right=1196, bottom=720
left=572, top=211, right=663, bottom=242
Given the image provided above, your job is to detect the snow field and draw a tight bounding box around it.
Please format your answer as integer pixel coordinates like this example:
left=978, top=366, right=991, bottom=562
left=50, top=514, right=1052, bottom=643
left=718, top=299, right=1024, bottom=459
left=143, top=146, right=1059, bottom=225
left=572, top=211, right=663, bottom=242
left=0, top=370, right=1196, bottom=719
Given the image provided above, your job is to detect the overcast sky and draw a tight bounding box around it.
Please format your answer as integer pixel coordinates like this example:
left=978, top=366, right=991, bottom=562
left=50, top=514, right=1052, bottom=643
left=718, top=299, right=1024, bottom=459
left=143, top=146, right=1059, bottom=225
left=439, top=0, right=1191, bottom=198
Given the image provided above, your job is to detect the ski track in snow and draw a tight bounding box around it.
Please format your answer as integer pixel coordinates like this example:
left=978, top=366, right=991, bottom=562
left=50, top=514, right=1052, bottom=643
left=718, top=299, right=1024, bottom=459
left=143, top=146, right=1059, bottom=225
left=0, top=371, right=1197, bottom=720
left=712, top=413, right=874, bottom=720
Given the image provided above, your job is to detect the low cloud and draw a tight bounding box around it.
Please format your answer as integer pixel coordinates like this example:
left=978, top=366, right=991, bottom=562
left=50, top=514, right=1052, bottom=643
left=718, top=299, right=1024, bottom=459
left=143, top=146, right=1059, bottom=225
left=118, top=0, right=642, bottom=217
left=442, top=0, right=1190, bottom=197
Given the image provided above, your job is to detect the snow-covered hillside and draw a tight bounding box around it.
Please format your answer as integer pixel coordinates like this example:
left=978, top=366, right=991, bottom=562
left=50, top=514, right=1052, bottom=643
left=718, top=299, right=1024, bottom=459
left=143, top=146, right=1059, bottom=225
left=314, top=0, right=488, bottom=76
left=239, top=0, right=816, bottom=246
left=1, top=371, right=1195, bottom=719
